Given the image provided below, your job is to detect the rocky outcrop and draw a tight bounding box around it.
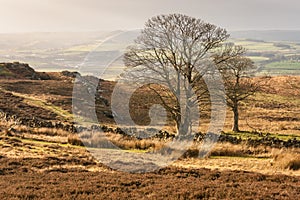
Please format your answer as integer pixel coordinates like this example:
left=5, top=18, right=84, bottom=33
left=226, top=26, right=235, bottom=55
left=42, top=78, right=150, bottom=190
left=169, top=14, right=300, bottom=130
left=0, top=62, right=50, bottom=80
left=0, top=62, right=88, bottom=81
left=61, top=70, right=80, bottom=78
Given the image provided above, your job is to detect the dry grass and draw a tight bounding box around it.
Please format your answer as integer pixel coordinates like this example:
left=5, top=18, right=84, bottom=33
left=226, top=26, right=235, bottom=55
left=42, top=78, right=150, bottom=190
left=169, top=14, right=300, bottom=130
left=1, top=159, right=299, bottom=200
left=2, top=76, right=300, bottom=136
left=67, top=134, right=84, bottom=146
left=69, top=131, right=166, bottom=151
left=0, top=117, right=69, bottom=137
left=209, top=142, right=270, bottom=157
left=271, top=149, right=300, bottom=170
left=108, top=134, right=164, bottom=150
left=181, top=148, right=200, bottom=158
left=179, top=142, right=273, bottom=159
left=31, top=127, right=69, bottom=137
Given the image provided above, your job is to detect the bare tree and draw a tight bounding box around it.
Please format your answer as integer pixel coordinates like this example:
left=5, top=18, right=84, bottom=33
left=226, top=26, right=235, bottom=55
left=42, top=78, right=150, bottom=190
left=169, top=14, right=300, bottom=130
left=123, top=14, right=241, bottom=136
left=218, top=55, right=260, bottom=132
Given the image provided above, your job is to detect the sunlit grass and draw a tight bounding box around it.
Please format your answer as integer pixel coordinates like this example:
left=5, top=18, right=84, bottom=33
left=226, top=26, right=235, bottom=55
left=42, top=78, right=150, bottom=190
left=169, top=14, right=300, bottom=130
left=8, top=90, right=74, bottom=121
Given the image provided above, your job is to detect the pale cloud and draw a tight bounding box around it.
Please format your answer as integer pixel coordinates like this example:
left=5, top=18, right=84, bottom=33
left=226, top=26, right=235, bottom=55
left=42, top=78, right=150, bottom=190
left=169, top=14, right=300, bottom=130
left=0, top=0, right=299, bottom=32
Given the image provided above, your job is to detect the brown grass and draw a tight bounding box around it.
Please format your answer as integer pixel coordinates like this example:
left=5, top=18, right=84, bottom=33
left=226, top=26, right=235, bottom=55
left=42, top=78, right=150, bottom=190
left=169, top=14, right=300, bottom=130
left=1, top=76, right=300, bottom=136
left=0, top=121, right=299, bottom=199
left=178, top=142, right=273, bottom=159
left=0, top=157, right=299, bottom=200
left=271, top=150, right=300, bottom=170
left=108, top=134, right=164, bottom=150
left=209, top=142, right=270, bottom=157
left=69, top=131, right=165, bottom=151
left=67, top=134, right=84, bottom=146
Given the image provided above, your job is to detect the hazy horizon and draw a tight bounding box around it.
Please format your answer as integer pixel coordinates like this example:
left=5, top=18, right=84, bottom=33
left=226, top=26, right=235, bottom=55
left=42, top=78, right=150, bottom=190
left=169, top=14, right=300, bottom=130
left=2, top=29, right=300, bottom=35
left=1, top=0, right=300, bottom=33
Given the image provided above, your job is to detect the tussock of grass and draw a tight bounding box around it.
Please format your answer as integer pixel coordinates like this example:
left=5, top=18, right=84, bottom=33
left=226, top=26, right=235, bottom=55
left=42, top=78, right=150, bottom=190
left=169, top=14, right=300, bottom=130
left=272, top=150, right=300, bottom=170
left=209, top=143, right=270, bottom=158
left=31, top=127, right=69, bottom=137
left=68, top=131, right=165, bottom=151
left=67, top=134, right=84, bottom=146
left=181, top=148, right=200, bottom=158
left=0, top=121, right=69, bottom=137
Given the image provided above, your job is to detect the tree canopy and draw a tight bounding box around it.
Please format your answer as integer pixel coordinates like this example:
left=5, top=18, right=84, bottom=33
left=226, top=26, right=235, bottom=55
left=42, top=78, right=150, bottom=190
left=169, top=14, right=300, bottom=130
left=123, top=13, right=255, bottom=135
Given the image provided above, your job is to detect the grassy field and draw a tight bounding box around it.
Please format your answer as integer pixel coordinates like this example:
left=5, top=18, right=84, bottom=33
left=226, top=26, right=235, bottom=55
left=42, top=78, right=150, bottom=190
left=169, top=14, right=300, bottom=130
left=232, top=40, right=283, bottom=52
left=226, top=38, right=300, bottom=76
left=261, top=61, right=300, bottom=75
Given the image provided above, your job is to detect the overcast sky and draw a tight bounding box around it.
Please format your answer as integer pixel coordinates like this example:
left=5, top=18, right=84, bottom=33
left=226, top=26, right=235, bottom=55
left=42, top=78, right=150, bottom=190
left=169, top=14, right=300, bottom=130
left=1, top=0, right=300, bottom=33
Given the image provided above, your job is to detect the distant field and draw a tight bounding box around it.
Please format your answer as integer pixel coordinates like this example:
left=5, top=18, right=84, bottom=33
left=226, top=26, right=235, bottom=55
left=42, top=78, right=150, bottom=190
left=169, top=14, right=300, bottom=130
left=247, top=56, right=269, bottom=62
left=227, top=38, right=300, bottom=76
left=1, top=31, right=300, bottom=76
left=261, top=61, right=300, bottom=75
left=232, top=40, right=282, bottom=52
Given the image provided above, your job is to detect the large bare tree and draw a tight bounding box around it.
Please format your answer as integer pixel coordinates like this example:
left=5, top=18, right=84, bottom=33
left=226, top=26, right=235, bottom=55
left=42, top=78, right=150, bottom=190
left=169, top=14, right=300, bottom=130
left=123, top=14, right=241, bottom=136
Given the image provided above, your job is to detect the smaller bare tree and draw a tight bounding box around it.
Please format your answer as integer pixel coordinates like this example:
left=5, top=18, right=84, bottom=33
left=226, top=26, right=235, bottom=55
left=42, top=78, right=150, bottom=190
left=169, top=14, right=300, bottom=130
left=218, top=54, right=261, bottom=132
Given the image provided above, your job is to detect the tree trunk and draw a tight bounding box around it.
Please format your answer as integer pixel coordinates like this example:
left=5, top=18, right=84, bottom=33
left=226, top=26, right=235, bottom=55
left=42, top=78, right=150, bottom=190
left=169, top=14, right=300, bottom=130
left=232, top=102, right=239, bottom=132
left=175, top=74, right=193, bottom=138
left=175, top=101, right=192, bottom=137
left=175, top=110, right=190, bottom=136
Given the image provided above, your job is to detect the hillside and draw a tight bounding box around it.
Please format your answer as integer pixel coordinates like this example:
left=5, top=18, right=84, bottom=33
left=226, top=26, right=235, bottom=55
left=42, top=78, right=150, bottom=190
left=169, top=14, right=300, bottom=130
left=0, top=63, right=299, bottom=136
left=0, top=63, right=112, bottom=131
left=0, top=62, right=50, bottom=80
left=0, top=62, right=299, bottom=198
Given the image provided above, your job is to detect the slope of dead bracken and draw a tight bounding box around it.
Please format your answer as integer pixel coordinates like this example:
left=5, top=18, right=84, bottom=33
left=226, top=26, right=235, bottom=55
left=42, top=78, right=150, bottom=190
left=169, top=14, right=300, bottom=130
left=0, top=63, right=300, bottom=199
